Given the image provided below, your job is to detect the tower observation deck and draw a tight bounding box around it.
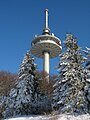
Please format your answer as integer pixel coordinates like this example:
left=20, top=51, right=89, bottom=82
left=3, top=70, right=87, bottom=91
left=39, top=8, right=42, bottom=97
left=31, top=9, right=62, bottom=82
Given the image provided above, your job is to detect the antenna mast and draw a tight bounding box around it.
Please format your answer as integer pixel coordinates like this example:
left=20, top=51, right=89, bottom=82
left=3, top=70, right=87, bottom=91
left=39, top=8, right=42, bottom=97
left=43, top=9, right=50, bottom=34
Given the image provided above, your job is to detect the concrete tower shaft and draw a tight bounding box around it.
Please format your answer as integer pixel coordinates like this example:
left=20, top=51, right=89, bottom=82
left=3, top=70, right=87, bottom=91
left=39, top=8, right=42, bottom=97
left=44, top=51, right=49, bottom=75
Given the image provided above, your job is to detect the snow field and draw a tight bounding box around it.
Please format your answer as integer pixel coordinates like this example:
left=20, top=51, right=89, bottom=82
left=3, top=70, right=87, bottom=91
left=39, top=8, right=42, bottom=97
left=5, top=114, right=90, bottom=120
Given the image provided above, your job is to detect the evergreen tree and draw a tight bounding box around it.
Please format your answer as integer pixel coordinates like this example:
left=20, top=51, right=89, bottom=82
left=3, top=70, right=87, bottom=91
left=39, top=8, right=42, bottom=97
left=3, top=51, right=37, bottom=118
left=52, top=34, right=88, bottom=114
left=84, top=47, right=90, bottom=113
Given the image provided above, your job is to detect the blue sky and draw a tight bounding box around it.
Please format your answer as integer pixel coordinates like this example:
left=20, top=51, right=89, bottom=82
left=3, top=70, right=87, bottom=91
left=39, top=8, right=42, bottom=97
left=0, top=0, right=90, bottom=75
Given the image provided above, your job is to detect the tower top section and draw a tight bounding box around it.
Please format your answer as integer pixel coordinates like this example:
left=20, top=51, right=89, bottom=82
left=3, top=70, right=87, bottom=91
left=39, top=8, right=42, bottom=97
left=31, top=9, right=62, bottom=58
left=43, top=9, right=50, bottom=35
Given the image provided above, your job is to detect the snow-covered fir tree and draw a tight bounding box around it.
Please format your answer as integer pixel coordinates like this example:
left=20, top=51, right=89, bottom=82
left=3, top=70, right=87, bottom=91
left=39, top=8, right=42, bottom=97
left=3, top=51, right=37, bottom=118
left=52, top=34, right=88, bottom=114
left=84, top=47, right=90, bottom=113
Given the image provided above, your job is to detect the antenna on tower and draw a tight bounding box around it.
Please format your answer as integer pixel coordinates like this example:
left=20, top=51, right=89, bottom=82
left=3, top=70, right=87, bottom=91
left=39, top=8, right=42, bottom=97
left=45, top=9, right=48, bottom=29
left=43, top=9, right=50, bottom=35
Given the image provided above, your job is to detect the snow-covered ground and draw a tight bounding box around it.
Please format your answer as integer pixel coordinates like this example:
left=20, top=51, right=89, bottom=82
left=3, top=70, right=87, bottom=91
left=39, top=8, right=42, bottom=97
left=5, top=114, right=90, bottom=120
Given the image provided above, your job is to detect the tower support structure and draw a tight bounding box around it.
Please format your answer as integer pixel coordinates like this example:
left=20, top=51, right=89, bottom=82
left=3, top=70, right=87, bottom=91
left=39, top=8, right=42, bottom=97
left=43, top=51, right=49, bottom=74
